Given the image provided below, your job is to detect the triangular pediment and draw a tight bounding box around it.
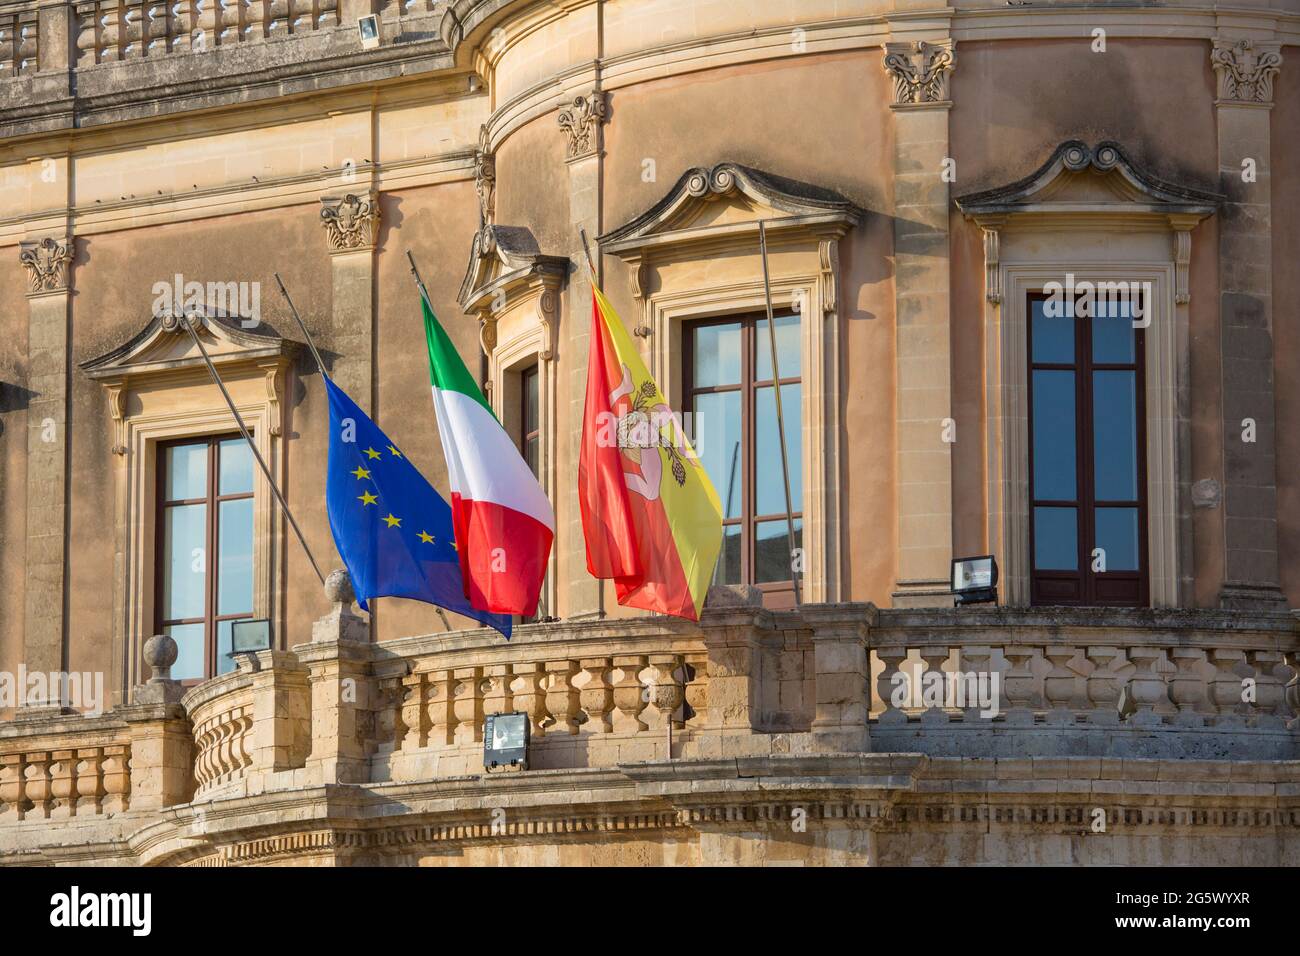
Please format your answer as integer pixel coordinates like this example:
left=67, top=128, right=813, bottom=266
left=599, top=163, right=863, bottom=257
left=81, top=309, right=301, bottom=382
left=956, top=141, right=1221, bottom=223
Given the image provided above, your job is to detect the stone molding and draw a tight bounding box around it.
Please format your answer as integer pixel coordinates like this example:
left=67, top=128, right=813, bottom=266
left=1211, top=38, right=1283, bottom=106
left=556, top=90, right=607, bottom=162
left=473, top=122, right=496, bottom=228
left=319, top=192, right=381, bottom=254
left=882, top=40, right=954, bottom=108
left=18, top=236, right=72, bottom=296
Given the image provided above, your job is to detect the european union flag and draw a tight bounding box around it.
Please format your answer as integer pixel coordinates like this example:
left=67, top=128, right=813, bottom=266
left=324, top=375, right=511, bottom=639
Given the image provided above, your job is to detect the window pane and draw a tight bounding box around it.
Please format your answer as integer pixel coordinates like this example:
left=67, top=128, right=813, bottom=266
left=1031, top=370, right=1076, bottom=501
left=1093, top=370, right=1138, bottom=501
left=755, top=383, right=803, bottom=515
left=219, top=439, right=254, bottom=496
left=754, top=518, right=803, bottom=583
left=756, top=312, right=801, bottom=381
left=166, top=622, right=205, bottom=681
left=163, top=503, right=207, bottom=620
left=1091, top=298, right=1135, bottom=364
left=523, top=367, right=539, bottom=434
left=216, top=619, right=248, bottom=676
left=524, top=436, right=539, bottom=478
left=713, top=523, right=742, bottom=585
left=218, top=498, right=254, bottom=616
left=1031, top=296, right=1074, bottom=364
left=1034, top=506, right=1078, bottom=570
left=691, top=322, right=742, bottom=387
left=165, top=442, right=208, bottom=500
left=1095, top=507, right=1140, bottom=571
left=692, top=391, right=742, bottom=520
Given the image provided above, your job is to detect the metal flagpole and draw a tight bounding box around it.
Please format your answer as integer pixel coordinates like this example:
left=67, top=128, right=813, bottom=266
left=273, top=274, right=450, bottom=631
left=180, top=311, right=326, bottom=586
left=757, top=220, right=802, bottom=606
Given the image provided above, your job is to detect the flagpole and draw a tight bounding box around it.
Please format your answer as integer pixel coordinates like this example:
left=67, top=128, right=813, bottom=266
left=579, top=229, right=607, bottom=621
left=273, top=273, right=329, bottom=378
left=758, top=220, right=802, bottom=606
left=180, top=311, right=326, bottom=586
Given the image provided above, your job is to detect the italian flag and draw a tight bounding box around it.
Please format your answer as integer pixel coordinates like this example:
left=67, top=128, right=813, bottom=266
left=421, top=294, right=555, bottom=617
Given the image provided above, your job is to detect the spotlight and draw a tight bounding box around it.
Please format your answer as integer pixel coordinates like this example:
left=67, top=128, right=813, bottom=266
left=951, top=555, right=998, bottom=606
left=357, top=14, right=379, bottom=50
left=484, top=712, right=529, bottom=771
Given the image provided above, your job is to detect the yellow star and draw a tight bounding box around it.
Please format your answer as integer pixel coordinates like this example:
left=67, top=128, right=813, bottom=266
left=364, top=446, right=382, bottom=460
left=383, top=512, right=402, bottom=528
left=450, top=539, right=458, bottom=551
left=351, top=466, right=371, bottom=480
left=418, top=530, right=435, bottom=544
left=387, top=445, right=403, bottom=458
left=358, top=490, right=378, bottom=506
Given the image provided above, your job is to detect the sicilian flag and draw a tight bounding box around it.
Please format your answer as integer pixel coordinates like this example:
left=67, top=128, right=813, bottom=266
left=420, top=294, right=555, bottom=617
left=579, top=285, right=723, bottom=620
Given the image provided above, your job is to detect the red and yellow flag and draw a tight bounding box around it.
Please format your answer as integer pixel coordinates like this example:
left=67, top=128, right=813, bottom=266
left=579, top=285, right=723, bottom=620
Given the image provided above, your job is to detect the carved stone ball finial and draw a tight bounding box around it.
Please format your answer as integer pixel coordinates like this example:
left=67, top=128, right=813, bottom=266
left=325, top=568, right=356, bottom=607
left=143, top=633, right=178, bottom=683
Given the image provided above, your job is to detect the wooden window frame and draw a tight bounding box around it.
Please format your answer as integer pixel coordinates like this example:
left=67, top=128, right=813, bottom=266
left=520, top=363, right=540, bottom=479
left=154, top=433, right=254, bottom=681
left=1027, top=291, right=1149, bottom=607
left=683, top=312, right=802, bottom=606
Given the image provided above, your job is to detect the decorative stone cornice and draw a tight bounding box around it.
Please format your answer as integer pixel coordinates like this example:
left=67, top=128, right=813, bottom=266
left=557, top=91, right=608, bottom=162
left=1211, top=39, right=1283, bottom=106
left=882, top=40, right=954, bottom=108
left=18, top=237, right=73, bottom=296
left=319, top=193, right=381, bottom=253
left=474, top=123, right=496, bottom=229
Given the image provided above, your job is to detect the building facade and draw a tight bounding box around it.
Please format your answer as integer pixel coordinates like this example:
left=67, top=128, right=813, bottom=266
left=1, top=0, right=1299, bottom=865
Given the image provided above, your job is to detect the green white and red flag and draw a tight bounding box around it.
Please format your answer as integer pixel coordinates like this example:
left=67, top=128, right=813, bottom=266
left=420, top=294, right=554, bottom=617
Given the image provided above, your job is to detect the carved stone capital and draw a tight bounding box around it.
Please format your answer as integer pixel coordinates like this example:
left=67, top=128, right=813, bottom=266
left=319, top=193, right=380, bottom=253
left=882, top=40, right=954, bottom=108
left=557, top=91, right=608, bottom=161
left=18, top=237, right=73, bottom=296
left=1211, top=39, right=1282, bottom=106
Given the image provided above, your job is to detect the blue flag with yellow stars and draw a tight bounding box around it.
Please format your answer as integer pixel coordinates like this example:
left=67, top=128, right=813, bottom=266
left=324, top=375, right=511, bottom=639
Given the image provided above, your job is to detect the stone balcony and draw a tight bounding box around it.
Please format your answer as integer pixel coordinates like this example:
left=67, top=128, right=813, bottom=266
left=2, top=579, right=1298, bottom=865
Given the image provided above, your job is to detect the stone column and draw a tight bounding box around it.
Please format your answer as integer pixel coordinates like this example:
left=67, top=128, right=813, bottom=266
left=18, top=235, right=73, bottom=702
left=558, top=88, right=608, bottom=619
left=319, top=192, right=380, bottom=414
left=883, top=38, right=956, bottom=608
left=805, top=606, right=871, bottom=753
left=1210, top=38, right=1287, bottom=609
left=294, top=570, right=374, bottom=785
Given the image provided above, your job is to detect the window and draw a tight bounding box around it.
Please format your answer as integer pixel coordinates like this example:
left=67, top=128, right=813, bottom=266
left=685, top=312, right=802, bottom=605
left=521, top=364, right=539, bottom=478
left=1028, top=292, right=1147, bottom=606
left=155, top=435, right=256, bottom=680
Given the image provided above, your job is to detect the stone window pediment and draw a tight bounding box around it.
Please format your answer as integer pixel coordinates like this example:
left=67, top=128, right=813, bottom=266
left=457, top=224, right=568, bottom=359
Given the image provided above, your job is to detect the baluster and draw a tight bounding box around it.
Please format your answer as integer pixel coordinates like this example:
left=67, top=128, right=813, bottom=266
left=23, top=752, right=51, bottom=819
left=542, top=660, right=580, bottom=735
left=398, top=671, right=426, bottom=750
left=1002, top=646, right=1038, bottom=723
left=244, top=0, right=266, bottom=39
left=482, top=664, right=512, bottom=720
left=101, top=746, right=129, bottom=813
left=0, top=754, right=24, bottom=821
left=1247, top=650, right=1286, bottom=725
left=169, top=0, right=192, bottom=52
left=17, top=13, right=37, bottom=73
left=1042, top=646, right=1078, bottom=719
left=0, top=16, right=13, bottom=78
left=316, top=0, right=337, bottom=29
left=266, top=0, right=287, bottom=34
left=683, top=651, right=708, bottom=727
left=235, top=711, right=255, bottom=771
left=959, top=645, right=993, bottom=722
left=1125, top=647, right=1170, bottom=725
left=874, top=646, right=909, bottom=724
left=122, top=0, right=143, bottom=57
left=1168, top=648, right=1209, bottom=725
left=75, top=749, right=105, bottom=816
left=425, top=669, right=453, bottom=746
left=915, top=645, right=950, bottom=722
left=578, top=658, right=613, bottom=734
left=452, top=667, right=483, bottom=744
left=49, top=750, right=77, bottom=819
left=611, top=655, right=648, bottom=734
left=642, top=654, right=683, bottom=731
left=1085, top=646, right=1122, bottom=724
left=100, top=0, right=121, bottom=61
left=196, top=0, right=217, bottom=50
left=144, top=1, right=167, bottom=53
left=75, top=3, right=100, bottom=65
left=1209, top=648, right=1247, bottom=721
left=510, top=662, right=547, bottom=738
left=1284, top=650, right=1300, bottom=728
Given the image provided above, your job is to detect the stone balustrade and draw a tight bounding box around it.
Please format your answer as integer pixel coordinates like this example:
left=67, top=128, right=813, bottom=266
left=0, top=8, right=38, bottom=77
left=0, top=726, right=131, bottom=822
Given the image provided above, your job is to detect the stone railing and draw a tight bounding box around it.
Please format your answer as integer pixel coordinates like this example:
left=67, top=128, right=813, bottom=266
left=0, top=7, right=37, bottom=77
left=0, top=716, right=131, bottom=821
left=866, top=607, right=1300, bottom=759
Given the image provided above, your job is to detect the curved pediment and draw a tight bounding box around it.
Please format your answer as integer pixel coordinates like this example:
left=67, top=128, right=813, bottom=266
left=457, top=224, right=569, bottom=317
left=956, top=141, right=1221, bottom=225
left=81, top=310, right=302, bottom=382
left=600, top=163, right=863, bottom=257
